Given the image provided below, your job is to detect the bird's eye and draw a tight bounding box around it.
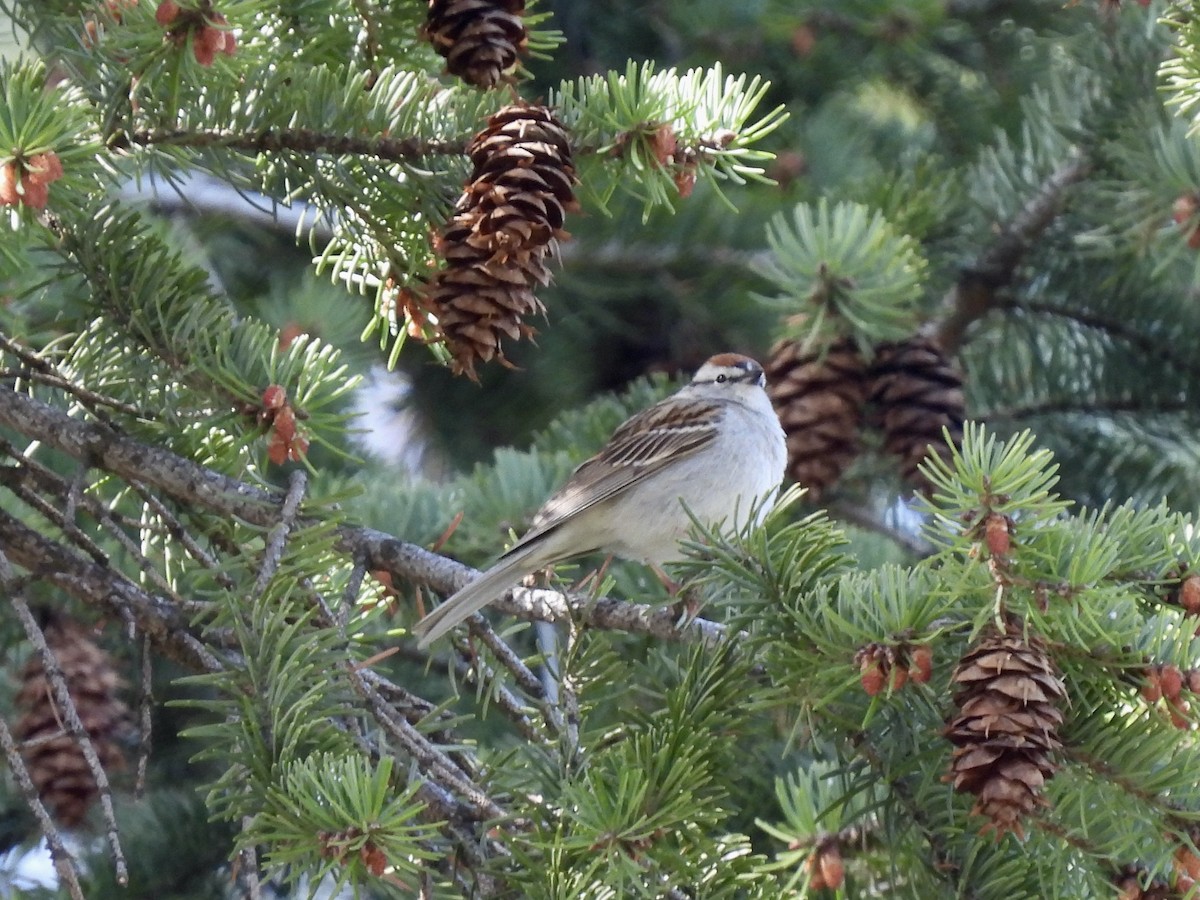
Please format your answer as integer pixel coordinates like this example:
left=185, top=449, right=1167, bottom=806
left=716, top=373, right=728, bottom=384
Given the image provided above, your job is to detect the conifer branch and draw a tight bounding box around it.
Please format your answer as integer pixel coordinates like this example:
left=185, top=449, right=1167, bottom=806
left=936, top=149, right=1092, bottom=354
left=385, top=645, right=543, bottom=743
left=109, top=128, right=467, bottom=161
left=0, top=441, right=190, bottom=604
left=828, top=499, right=933, bottom=557
left=0, top=384, right=732, bottom=646
left=983, top=398, right=1196, bottom=422
left=0, top=333, right=146, bottom=419
left=849, top=730, right=966, bottom=893
left=0, top=506, right=224, bottom=673
left=1, top=493, right=508, bottom=870
left=999, top=298, right=1200, bottom=382
left=305, top=589, right=487, bottom=768
left=343, top=660, right=506, bottom=822
left=0, top=385, right=279, bottom=522
left=313, top=569, right=501, bottom=827
left=1070, top=747, right=1188, bottom=816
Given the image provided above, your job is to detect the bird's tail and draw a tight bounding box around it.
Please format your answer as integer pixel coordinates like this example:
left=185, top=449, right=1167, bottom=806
left=413, top=541, right=552, bottom=648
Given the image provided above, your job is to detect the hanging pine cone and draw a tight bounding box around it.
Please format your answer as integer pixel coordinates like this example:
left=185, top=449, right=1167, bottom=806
left=765, top=337, right=867, bottom=501
left=425, top=103, right=577, bottom=379
left=423, top=0, right=527, bottom=89
left=14, top=616, right=129, bottom=828
left=868, top=336, right=964, bottom=493
left=944, top=620, right=1065, bottom=838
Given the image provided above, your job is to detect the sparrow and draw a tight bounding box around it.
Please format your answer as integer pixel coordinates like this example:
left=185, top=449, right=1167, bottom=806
left=413, top=353, right=787, bottom=646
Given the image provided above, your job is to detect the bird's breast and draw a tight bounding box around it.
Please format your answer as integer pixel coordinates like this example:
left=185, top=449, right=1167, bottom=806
left=602, top=401, right=786, bottom=567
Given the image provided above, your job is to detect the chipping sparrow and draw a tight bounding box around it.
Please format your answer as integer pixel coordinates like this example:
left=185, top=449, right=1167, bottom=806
left=413, top=353, right=787, bottom=647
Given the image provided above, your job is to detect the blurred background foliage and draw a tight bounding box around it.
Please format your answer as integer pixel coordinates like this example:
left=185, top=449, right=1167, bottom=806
left=7, top=0, right=1200, bottom=896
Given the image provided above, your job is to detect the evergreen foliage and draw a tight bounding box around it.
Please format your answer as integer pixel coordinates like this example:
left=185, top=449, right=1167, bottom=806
left=5, top=0, right=1200, bottom=898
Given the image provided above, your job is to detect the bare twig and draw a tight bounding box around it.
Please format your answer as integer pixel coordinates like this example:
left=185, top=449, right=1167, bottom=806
left=0, top=464, right=110, bottom=566
left=302, top=590, right=503, bottom=825
left=379, top=647, right=542, bottom=744
left=454, top=615, right=567, bottom=738
left=339, top=554, right=368, bottom=629
left=136, top=634, right=153, bottom=799
left=63, top=464, right=87, bottom=530
left=344, top=663, right=505, bottom=821
left=461, top=617, right=547, bottom=703
left=557, top=623, right=582, bottom=773
left=0, top=714, right=86, bottom=900
left=453, top=628, right=559, bottom=739
left=304, top=588, right=487, bottom=771
left=239, top=818, right=263, bottom=900
left=251, top=469, right=307, bottom=597
left=2, top=561, right=128, bottom=888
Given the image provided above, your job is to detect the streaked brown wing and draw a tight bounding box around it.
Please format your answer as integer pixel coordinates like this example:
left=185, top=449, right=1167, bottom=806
left=519, top=396, right=723, bottom=540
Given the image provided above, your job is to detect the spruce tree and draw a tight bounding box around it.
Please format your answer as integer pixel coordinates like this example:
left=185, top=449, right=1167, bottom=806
left=3, top=1, right=1200, bottom=898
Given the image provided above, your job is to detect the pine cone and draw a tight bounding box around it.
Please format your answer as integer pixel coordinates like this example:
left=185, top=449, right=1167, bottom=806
left=944, top=620, right=1065, bottom=838
left=765, top=337, right=867, bottom=500
left=425, top=103, right=577, bottom=379
left=868, top=336, right=964, bottom=493
left=14, top=617, right=129, bottom=828
left=424, top=0, right=527, bottom=89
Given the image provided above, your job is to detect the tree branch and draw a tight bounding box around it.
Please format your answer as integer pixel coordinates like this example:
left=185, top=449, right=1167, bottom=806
left=0, top=506, right=222, bottom=673
left=998, top=297, right=1200, bottom=383
left=0, top=384, right=731, bottom=647
left=109, top=128, right=466, bottom=161
left=982, top=397, right=1197, bottom=423
left=935, top=149, right=1092, bottom=354
left=0, top=381, right=738, bottom=878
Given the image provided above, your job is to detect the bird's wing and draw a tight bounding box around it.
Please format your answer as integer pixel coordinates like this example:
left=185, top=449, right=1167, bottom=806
left=413, top=395, right=725, bottom=647
left=515, top=395, right=724, bottom=546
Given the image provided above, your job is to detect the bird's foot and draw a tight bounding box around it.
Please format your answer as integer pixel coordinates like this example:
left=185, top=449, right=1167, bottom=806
left=649, top=563, right=682, bottom=596
left=573, top=555, right=615, bottom=597
left=670, top=586, right=704, bottom=628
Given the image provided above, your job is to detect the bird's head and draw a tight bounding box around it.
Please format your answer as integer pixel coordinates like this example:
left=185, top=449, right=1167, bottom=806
left=690, top=353, right=766, bottom=390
